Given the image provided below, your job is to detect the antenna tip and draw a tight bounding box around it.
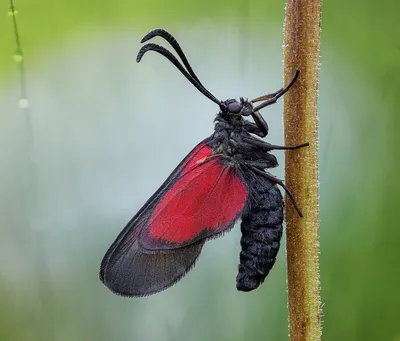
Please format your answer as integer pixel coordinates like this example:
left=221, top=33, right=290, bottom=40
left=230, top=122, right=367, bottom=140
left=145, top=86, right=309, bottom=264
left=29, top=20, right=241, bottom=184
left=136, top=49, right=145, bottom=63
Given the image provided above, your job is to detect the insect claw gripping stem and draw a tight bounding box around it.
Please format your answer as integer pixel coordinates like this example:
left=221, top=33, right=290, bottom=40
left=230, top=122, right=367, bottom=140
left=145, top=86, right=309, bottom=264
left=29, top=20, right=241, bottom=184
left=251, top=88, right=284, bottom=103
left=249, top=166, right=304, bottom=218
left=265, top=142, right=309, bottom=151
left=243, top=137, right=309, bottom=151
left=253, top=69, right=300, bottom=112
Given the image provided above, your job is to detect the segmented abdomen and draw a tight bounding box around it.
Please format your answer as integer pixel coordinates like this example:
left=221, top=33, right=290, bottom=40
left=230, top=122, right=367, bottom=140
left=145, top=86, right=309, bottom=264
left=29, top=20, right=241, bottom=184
left=236, top=176, right=284, bottom=292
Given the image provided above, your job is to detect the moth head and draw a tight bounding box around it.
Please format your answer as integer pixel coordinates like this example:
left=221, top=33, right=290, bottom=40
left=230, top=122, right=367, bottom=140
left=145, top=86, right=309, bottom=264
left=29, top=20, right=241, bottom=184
left=221, top=98, right=253, bottom=117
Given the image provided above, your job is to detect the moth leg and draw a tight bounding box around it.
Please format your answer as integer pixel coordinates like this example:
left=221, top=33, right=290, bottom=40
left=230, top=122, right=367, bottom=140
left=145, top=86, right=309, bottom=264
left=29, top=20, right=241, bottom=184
left=251, top=88, right=284, bottom=103
left=252, top=70, right=300, bottom=112
left=243, top=137, right=309, bottom=151
left=264, top=142, right=309, bottom=150
left=243, top=120, right=268, bottom=138
left=249, top=166, right=303, bottom=218
left=250, top=111, right=269, bottom=137
left=245, top=160, right=278, bottom=169
left=249, top=85, right=295, bottom=137
left=248, top=71, right=300, bottom=137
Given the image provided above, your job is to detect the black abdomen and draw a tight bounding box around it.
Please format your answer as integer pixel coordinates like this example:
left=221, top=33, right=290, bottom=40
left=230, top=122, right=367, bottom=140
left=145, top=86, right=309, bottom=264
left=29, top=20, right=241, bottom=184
left=236, top=175, right=284, bottom=292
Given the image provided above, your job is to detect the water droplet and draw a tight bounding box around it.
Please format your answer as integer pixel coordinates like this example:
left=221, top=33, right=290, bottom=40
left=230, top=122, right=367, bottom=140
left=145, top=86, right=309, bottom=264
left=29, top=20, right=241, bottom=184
left=8, top=6, right=18, bottom=16
left=13, top=52, right=23, bottom=63
left=18, top=98, right=29, bottom=109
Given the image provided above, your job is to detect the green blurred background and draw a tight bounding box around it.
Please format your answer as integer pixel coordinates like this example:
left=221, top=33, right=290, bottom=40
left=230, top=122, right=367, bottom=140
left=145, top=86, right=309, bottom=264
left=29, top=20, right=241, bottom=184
left=1, top=0, right=399, bottom=340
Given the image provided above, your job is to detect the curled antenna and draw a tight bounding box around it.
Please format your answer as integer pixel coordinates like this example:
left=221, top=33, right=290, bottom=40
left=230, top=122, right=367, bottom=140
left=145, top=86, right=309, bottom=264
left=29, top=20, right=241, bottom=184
left=140, top=29, right=203, bottom=86
left=137, top=43, right=220, bottom=105
left=137, top=31, right=221, bottom=106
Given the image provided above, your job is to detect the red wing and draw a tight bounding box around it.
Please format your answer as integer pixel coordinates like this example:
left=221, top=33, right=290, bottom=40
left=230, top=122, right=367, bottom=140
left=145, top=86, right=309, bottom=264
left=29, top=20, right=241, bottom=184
left=100, top=138, right=227, bottom=296
left=138, top=144, right=248, bottom=251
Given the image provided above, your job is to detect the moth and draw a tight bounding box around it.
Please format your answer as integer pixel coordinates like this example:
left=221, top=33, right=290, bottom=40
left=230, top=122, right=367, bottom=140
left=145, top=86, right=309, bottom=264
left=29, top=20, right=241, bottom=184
left=100, top=29, right=308, bottom=297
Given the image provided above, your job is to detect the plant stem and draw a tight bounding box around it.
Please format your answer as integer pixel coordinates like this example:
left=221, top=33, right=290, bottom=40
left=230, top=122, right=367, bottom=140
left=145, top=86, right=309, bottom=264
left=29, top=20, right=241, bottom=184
left=283, top=0, right=322, bottom=340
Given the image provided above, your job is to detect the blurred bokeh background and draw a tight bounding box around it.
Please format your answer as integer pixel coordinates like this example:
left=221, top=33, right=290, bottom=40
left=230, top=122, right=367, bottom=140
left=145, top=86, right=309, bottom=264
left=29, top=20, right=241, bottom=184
left=1, top=0, right=399, bottom=340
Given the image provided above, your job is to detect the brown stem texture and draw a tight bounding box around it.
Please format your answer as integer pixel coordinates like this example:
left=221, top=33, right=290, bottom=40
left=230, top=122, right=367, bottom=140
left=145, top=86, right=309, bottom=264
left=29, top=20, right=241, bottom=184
left=283, top=0, right=322, bottom=340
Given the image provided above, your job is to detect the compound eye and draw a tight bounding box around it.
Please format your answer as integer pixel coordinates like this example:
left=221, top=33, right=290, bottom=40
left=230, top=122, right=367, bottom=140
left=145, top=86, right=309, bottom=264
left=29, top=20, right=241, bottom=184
left=227, top=102, right=242, bottom=114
